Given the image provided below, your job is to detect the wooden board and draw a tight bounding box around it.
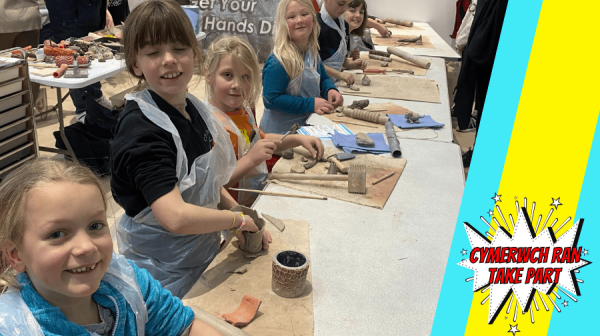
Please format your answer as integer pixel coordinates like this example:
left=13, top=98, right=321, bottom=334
left=183, top=219, right=313, bottom=336
left=269, top=148, right=407, bottom=209
left=359, top=53, right=428, bottom=76
left=338, top=74, right=441, bottom=104
left=383, top=24, right=424, bottom=31
left=372, top=34, right=434, bottom=48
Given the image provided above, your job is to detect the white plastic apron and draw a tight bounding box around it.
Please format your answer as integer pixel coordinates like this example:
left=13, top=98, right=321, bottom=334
left=320, top=4, right=347, bottom=72
left=0, top=253, right=148, bottom=336
left=116, top=90, right=237, bottom=299
left=206, top=100, right=268, bottom=205
left=260, top=49, right=322, bottom=134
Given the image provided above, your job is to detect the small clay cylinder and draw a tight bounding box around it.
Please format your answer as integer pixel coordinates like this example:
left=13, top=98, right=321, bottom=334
left=272, top=250, right=310, bottom=298
left=385, top=18, right=413, bottom=27
left=387, top=47, right=431, bottom=69
left=230, top=205, right=265, bottom=254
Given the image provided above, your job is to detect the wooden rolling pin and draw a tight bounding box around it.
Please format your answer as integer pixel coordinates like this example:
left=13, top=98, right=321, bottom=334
left=385, top=18, right=413, bottom=27
left=387, top=46, right=431, bottom=69
left=269, top=173, right=349, bottom=181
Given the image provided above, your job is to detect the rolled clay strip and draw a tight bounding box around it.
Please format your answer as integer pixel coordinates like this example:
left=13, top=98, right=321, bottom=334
left=398, top=35, right=422, bottom=44
left=342, top=107, right=389, bottom=125
left=369, top=50, right=391, bottom=57
left=385, top=18, right=414, bottom=27
left=53, top=64, right=68, bottom=78
left=387, top=47, right=431, bottom=69
left=368, top=54, right=392, bottom=62
left=385, top=120, right=402, bottom=158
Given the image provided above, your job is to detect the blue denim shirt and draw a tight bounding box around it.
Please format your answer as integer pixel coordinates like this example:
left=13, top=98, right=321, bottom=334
left=15, top=260, right=194, bottom=336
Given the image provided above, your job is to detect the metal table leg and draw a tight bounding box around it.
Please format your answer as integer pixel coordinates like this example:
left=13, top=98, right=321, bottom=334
left=38, top=87, right=77, bottom=159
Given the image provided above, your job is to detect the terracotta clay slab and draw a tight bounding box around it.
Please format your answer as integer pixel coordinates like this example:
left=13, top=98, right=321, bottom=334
left=222, top=295, right=262, bottom=327
left=270, top=149, right=407, bottom=209
left=339, top=73, right=441, bottom=104
left=359, top=53, right=427, bottom=76
left=183, top=219, right=313, bottom=336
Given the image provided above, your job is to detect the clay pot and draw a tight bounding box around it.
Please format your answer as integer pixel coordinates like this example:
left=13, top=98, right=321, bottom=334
left=272, top=250, right=310, bottom=298
left=230, top=205, right=265, bottom=254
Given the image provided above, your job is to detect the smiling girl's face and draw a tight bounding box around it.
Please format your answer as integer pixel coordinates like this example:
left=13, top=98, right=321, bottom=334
left=345, top=3, right=364, bottom=32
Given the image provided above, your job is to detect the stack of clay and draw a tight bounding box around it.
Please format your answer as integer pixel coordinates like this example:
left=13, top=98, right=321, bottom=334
left=341, top=107, right=389, bottom=124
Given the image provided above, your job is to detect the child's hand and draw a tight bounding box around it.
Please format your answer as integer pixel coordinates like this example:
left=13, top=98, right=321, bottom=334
left=262, top=229, right=272, bottom=250
left=296, top=136, right=324, bottom=160
left=247, top=139, right=278, bottom=165
left=347, top=58, right=367, bottom=70
left=314, top=97, right=333, bottom=115
left=375, top=18, right=384, bottom=24
left=376, top=24, right=390, bottom=37
left=351, top=48, right=360, bottom=60
left=327, top=89, right=343, bottom=108
left=340, top=72, right=355, bottom=85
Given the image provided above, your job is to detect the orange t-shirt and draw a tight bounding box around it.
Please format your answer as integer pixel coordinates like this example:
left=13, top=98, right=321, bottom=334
left=224, top=108, right=265, bottom=157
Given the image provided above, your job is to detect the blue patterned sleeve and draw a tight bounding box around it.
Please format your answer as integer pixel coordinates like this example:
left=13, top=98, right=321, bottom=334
left=317, top=59, right=338, bottom=98
left=129, top=261, right=194, bottom=336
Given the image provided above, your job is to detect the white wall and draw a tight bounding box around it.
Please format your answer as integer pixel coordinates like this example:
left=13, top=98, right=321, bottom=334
left=366, top=0, right=456, bottom=46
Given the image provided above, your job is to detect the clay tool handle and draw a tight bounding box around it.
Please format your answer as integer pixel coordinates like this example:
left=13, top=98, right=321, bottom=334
left=228, top=188, right=327, bottom=200
left=329, top=157, right=349, bottom=173
left=279, top=123, right=300, bottom=141
left=268, top=173, right=349, bottom=181
left=363, top=69, right=387, bottom=74
left=372, top=171, right=395, bottom=185
left=387, top=47, right=431, bottom=69
left=332, top=119, right=378, bottom=128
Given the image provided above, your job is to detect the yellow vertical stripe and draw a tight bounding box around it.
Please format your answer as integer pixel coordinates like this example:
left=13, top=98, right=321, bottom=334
left=462, top=0, right=600, bottom=334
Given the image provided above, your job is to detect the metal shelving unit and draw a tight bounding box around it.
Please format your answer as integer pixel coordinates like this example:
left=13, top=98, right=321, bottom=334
left=0, top=48, right=39, bottom=180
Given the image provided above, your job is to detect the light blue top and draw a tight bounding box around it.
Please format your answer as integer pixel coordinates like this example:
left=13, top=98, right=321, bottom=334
left=11, top=260, right=194, bottom=336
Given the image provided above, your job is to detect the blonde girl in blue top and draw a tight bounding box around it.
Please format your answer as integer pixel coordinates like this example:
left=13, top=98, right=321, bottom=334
left=0, top=158, right=221, bottom=335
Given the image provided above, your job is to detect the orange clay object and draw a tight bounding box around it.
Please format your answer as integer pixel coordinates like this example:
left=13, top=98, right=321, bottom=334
left=53, top=64, right=68, bottom=78
left=221, top=295, right=262, bottom=328
left=44, top=46, right=77, bottom=57
left=11, top=46, right=31, bottom=54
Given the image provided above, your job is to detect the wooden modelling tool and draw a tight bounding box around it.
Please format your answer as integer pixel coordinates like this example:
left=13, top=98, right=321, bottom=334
left=268, top=164, right=367, bottom=194
left=228, top=188, right=327, bottom=200
left=363, top=68, right=414, bottom=75
left=279, top=123, right=300, bottom=141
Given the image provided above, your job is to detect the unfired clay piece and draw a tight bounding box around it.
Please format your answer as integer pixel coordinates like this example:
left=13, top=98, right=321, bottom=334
left=349, top=99, right=370, bottom=109
left=282, top=148, right=294, bottom=159
left=381, top=62, right=389, bottom=67
left=355, top=132, right=375, bottom=147
left=369, top=50, right=391, bottom=57
left=222, top=295, right=262, bottom=327
left=272, top=251, right=310, bottom=298
left=347, top=83, right=360, bottom=91
left=230, top=205, right=265, bottom=255
left=342, top=107, right=389, bottom=124
left=361, top=75, right=371, bottom=86
left=290, top=165, right=306, bottom=174
left=405, top=111, right=425, bottom=124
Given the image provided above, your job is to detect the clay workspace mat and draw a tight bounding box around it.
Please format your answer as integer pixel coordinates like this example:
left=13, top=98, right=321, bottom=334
left=372, top=34, right=434, bottom=48
left=338, top=73, right=441, bottom=104
left=359, top=53, right=428, bottom=76
left=183, top=219, right=313, bottom=336
left=323, top=102, right=440, bottom=140
left=270, top=147, right=407, bottom=209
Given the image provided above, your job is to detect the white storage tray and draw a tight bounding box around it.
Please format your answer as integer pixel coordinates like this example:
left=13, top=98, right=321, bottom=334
left=0, top=78, right=24, bottom=99
left=0, top=118, right=28, bottom=142
left=0, top=90, right=25, bottom=113
left=0, top=104, right=28, bottom=128
left=0, top=67, right=19, bottom=84
left=0, top=130, right=30, bottom=156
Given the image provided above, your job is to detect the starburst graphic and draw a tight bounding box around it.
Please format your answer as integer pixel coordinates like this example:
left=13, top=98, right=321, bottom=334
left=508, top=324, right=520, bottom=335
left=492, top=193, right=502, bottom=203
left=459, top=197, right=591, bottom=324
left=488, top=209, right=494, bottom=217
left=461, top=249, right=468, bottom=255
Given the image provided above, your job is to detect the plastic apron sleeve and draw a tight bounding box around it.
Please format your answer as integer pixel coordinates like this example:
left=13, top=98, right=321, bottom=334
left=260, top=50, right=322, bottom=134
left=207, top=100, right=268, bottom=205
left=0, top=252, right=148, bottom=336
left=320, top=5, right=347, bottom=72
left=116, top=90, right=237, bottom=299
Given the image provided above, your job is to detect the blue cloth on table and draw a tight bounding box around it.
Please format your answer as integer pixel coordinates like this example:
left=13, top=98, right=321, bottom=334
left=331, top=131, right=390, bottom=154
left=388, top=114, right=445, bottom=129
